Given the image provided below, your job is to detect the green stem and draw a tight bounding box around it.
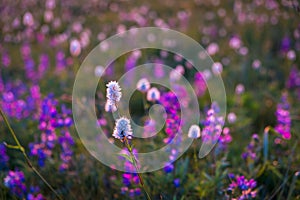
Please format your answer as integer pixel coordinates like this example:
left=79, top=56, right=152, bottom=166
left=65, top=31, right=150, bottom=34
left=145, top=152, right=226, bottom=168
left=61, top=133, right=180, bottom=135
left=263, top=127, right=269, bottom=164
left=0, top=107, right=63, bottom=200
left=124, top=137, right=151, bottom=200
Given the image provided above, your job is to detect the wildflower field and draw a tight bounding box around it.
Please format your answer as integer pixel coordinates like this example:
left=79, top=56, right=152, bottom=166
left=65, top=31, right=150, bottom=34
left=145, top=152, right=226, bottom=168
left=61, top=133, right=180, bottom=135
left=1, top=0, right=300, bottom=199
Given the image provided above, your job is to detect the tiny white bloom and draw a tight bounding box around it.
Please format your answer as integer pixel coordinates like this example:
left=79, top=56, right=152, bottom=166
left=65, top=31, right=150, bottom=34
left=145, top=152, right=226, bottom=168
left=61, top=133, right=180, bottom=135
left=136, top=78, right=150, bottom=92
left=147, top=87, right=160, bottom=102
left=188, top=125, right=201, bottom=139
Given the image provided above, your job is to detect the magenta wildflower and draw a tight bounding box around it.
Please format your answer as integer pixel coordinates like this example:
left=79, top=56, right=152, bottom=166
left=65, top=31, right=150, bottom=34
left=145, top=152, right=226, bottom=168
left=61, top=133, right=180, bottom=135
left=227, top=174, right=257, bottom=200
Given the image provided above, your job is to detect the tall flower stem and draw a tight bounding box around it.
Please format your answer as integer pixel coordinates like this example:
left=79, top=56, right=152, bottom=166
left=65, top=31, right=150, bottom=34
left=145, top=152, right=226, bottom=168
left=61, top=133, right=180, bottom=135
left=124, top=137, right=151, bottom=200
left=0, top=107, right=63, bottom=200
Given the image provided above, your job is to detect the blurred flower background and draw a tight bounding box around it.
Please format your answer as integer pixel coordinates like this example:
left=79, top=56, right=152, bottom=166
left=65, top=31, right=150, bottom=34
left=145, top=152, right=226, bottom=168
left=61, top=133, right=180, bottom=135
left=0, top=0, right=300, bottom=199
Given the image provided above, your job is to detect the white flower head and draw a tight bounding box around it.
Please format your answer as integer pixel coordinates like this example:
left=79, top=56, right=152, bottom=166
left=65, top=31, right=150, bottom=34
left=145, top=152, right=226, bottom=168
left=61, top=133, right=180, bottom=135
left=136, top=78, right=150, bottom=92
left=188, top=124, right=201, bottom=139
left=147, top=87, right=160, bottom=102
left=105, top=100, right=117, bottom=112
left=113, top=117, right=133, bottom=140
left=106, top=81, right=122, bottom=106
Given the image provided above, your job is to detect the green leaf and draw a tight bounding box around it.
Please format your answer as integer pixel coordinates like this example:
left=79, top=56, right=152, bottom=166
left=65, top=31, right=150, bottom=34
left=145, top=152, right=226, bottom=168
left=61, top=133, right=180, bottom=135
left=118, top=153, right=133, bottom=164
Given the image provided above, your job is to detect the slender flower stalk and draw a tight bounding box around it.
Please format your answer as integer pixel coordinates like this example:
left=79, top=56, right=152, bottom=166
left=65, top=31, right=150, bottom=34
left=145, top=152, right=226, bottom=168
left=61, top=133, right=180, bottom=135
left=124, top=137, right=151, bottom=200
left=0, top=107, right=63, bottom=200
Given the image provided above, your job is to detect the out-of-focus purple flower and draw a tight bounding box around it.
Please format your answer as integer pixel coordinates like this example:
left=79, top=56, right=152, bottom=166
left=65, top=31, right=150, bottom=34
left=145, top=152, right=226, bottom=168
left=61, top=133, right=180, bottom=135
left=229, top=35, right=242, bottom=49
left=173, top=178, right=180, bottom=188
left=27, top=186, right=45, bottom=200
left=0, top=143, right=9, bottom=169
left=159, top=92, right=181, bottom=144
left=38, top=54, right=49, bottom=79
left=55, top=51, right=67, bottom=72
left=227, top=112, right=237, bottom=124
left=201, top=103, right=224, bottom=145
left=29, top=95, right=74, bottom=169
left=287, top=50, right=296, bottom=61
left=23, top=12, right=34, bottom=27
left=215, top=127, right=232, bottom=154
left=58, top=131, right=74, bottom=171
left=4, top=170, right=27, bottom=198
left=252, top=59, right=261, bottom=69
left=2, top=51, right=11, bottom=67
left=164, top=163, right=174, bottom=173
left=242, top=133, right=260, bottom=161
left=275, top=93, right=291, bottom=140
left=281, top=36, right=291, bottom=53
left=154, top=59, right=165, bottom=78
left=227, top=174, right=257, bottom=200
left=206, top=43, right=219, bottom=55
left=194, top=72, right=207, bottom=97
left=235, top=84, right=245, bottom=95
left=286, top=67, right=300, bottom=89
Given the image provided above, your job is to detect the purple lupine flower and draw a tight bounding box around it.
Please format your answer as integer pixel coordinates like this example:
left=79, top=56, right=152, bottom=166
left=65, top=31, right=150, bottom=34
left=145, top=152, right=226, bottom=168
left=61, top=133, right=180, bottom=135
left=159, top=92, right=181, bottom=144
left=58, top=131, right=74, bottom=171
left=0, top=143, right=9, bottom=169
left=227, top=174, right=257, bottom=200
left=201, top=103, right=224, bottom=144
left=242, top=134, right=260, bottom=161
left=4, top=170, right=27, bottom=198
left=27, top=186, right=45, bottom=200
left=275, top=93, right=291, bottom=140
left=215, top=127, right=232, bottom=155
left=0, top=81, right=40, bottom=120
left=29, top=95, right=74, bottom=169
